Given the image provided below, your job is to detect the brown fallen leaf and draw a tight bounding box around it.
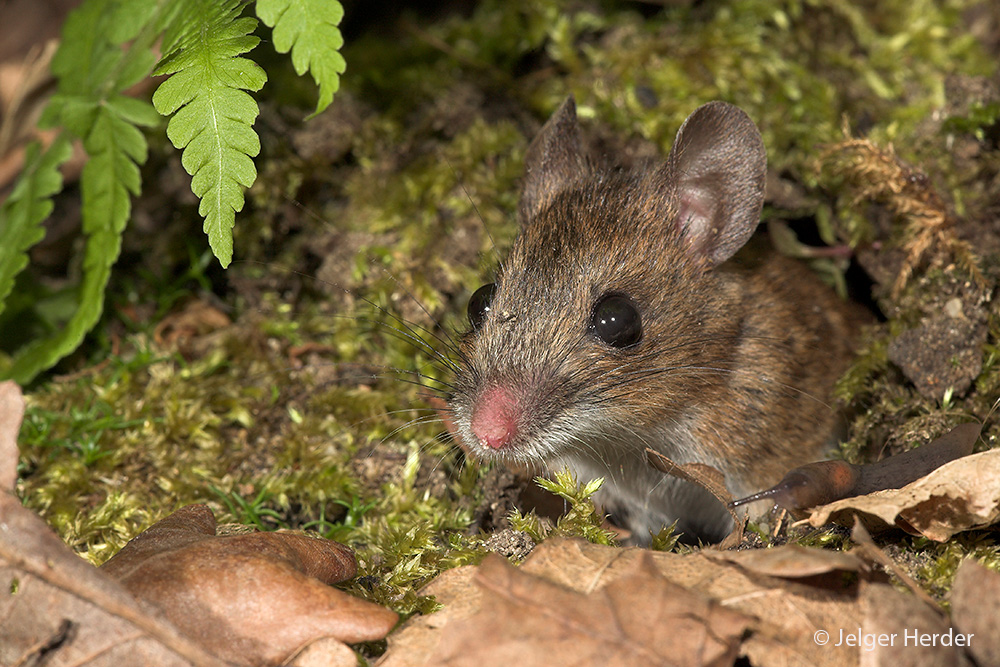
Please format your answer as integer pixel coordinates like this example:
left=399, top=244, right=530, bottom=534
left=805, top=448, right=1000, bottom=540
left=429, top=552, right=751, bottom=667
left=527, top=539, right=866, bottom=667
left=644, top=448, right=745, bottom=546
left=644, top=449, right=734, bottom=508
left=849, top=518, right=940, bottom=611
left=950, top=558, right=1000, bottom=667
left=381, top=538, right=865, bottom=667
left=1, top=495, right=228, bottom=667
left=101, top=505, right=358, bottom=584
left=517, top=535, right=638, bottom=592
left=704, top=542, right=866, bottom=579
left=153, top=299, right=233, bottom=359
left=101, top=504, right=398, bottom=666
left=860, top=580, right=971, bottom=667
left=0, top=380, right=24, bottom=490
left=1, top=383, right=225, bottom=667
left=2, top=381, right=396, bottom=667
left=285, top=637, right=360, bottom=667
left=376, top=565, right=484, bottom=667
left=631, top=547, right=860, bottom=666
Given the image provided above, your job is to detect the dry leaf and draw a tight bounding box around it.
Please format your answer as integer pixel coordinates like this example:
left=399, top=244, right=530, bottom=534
left=376, top=566, right=485, bottom=667
left=101, top=504, right=398, bottom=666
left=644, top=448, right=744, bottom=546
left=704, top=543, right=865, bottom=579
left=860, top=581, right=971, bottom=667
left=0, top=497, right=222, bottom=667
left=2, top=382, right=395, bottom=667
left=153, top=299, right=232, bottom=354
left=805, top=449, right=1000, bottom=540
left=513, top=539, right=865, bottom=667
left=429, top=552, right=751, bottom=667
left=1, top=383, right=224, bottom=667
left=950, top=559, right=1000, bottom=667
left=285, top=637, right=359, bottom=667
left=640, top=549, right=860, bottom=667
left=849, top=519, right=940, bottom=610
left=395, top=536, right=984, bottom=666
left=517, top=536, right=639, bottom=591
left=644, top=449, right=734, bottom=507
left=0, top=380, right=23, bottom=490
left=380, top=538, right=865, bottom=667
left=101, top=505, right=359, bottom=585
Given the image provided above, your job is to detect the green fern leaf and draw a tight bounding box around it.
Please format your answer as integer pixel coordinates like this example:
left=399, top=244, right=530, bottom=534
left=43, top=0, right=159, bottom=99
left=81, top=105, right=148, bottom=232
left=0, top=136, right=73, bottom=322
left=3, top=0, right=163, bottom=382
left=4, top=101, right=156, bottom=384
left=152, top=3, right=266, bottom=267
left=257, top=0, right=346, bottom=115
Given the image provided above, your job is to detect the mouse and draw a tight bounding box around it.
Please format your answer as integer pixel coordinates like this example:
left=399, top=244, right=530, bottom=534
left=447, top=96, right=864, bottom=543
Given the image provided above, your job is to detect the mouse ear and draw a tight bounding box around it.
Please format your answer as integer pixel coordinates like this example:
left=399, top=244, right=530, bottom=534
left=519, top=96, right=589, bottom=225
left=663, top=102, right=766, bottom=267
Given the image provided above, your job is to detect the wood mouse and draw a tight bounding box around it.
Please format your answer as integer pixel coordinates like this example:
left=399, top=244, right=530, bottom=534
left=448, top=97, right=862, bottom=543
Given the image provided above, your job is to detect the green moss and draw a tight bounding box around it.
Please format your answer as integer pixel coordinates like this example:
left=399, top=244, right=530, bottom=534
left=13, top=0, right=1000, bottom=624
left=508, top=470, right=620, bottom=546
left=900, top=535, right=1000, bottom=605
left=811, top=530, right=855, bottom=553
left=834, top=335, right=891, bottom=405
left=649, top=522, right=682, bottom=552
left=942, top=101, right=1000, bottom=140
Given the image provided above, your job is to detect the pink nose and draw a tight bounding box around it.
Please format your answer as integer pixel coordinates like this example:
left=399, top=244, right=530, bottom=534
left=471, top=386, right=520, bottom=450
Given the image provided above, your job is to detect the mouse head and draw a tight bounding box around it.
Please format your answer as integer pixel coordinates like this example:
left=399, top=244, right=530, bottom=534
left=519, top=96, right=766, bottom=267
left=453, top=97, right=767, bottom=462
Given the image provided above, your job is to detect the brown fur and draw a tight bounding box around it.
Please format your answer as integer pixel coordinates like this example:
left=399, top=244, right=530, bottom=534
left=450, top=98, right=864, bottom=542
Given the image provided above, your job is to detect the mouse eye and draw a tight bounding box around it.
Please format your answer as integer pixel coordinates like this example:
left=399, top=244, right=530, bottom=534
left=589, top=293, right=642, bottom=348
left=468, top=283, right=497, bottom=329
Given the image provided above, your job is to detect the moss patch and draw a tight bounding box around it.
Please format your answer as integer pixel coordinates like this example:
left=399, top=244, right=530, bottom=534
left=13, top=0, right=1000, bottom=643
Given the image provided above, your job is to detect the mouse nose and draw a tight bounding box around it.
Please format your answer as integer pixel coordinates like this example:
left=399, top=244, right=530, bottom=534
left=471, top=386, right=520, bottom=450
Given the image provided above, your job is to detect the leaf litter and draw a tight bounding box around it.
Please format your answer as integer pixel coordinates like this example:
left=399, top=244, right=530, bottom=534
left=0, top=380, right=397, bottom=667
left=9, top=370, right=993, bottom=666
left=376, top=420, right=1000, bottom=666
left=378, top=534, right=1000, bottom=667
left=5, top=2, right=996, bottom=664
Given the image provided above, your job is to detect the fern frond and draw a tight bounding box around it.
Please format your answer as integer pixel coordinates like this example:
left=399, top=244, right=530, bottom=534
left=0, top=137, right=73, bottom=322
left=81, top=105, right=149, bottom=233
left=6, top=100, right=157, bottom=384
left=42, top=0, right=160, bottom=104
left=152, top=1, right=266, bottom=267
left=2, top=0, right=163, bottom=382
left=257, top=0, right=346, bottom=116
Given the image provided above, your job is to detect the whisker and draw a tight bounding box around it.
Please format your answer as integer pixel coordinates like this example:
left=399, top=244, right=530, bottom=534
left=446, top=156, right=500, bottom=260
left=234, top=258, right=463, bottom=372
left=366, top=264, right=465, bottom=360
left=353, top=316, right=460, bottom=374
left=376, top=412, right=448, bottom=444
left=352, top=308, right=461, bottom=372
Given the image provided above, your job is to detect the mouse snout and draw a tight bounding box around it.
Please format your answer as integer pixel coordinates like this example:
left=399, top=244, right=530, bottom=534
left=470, top=385, right=521, bottom=450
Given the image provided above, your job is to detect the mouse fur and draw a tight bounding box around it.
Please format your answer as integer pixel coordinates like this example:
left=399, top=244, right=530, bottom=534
left=449, top=97, right=862, bottom=543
